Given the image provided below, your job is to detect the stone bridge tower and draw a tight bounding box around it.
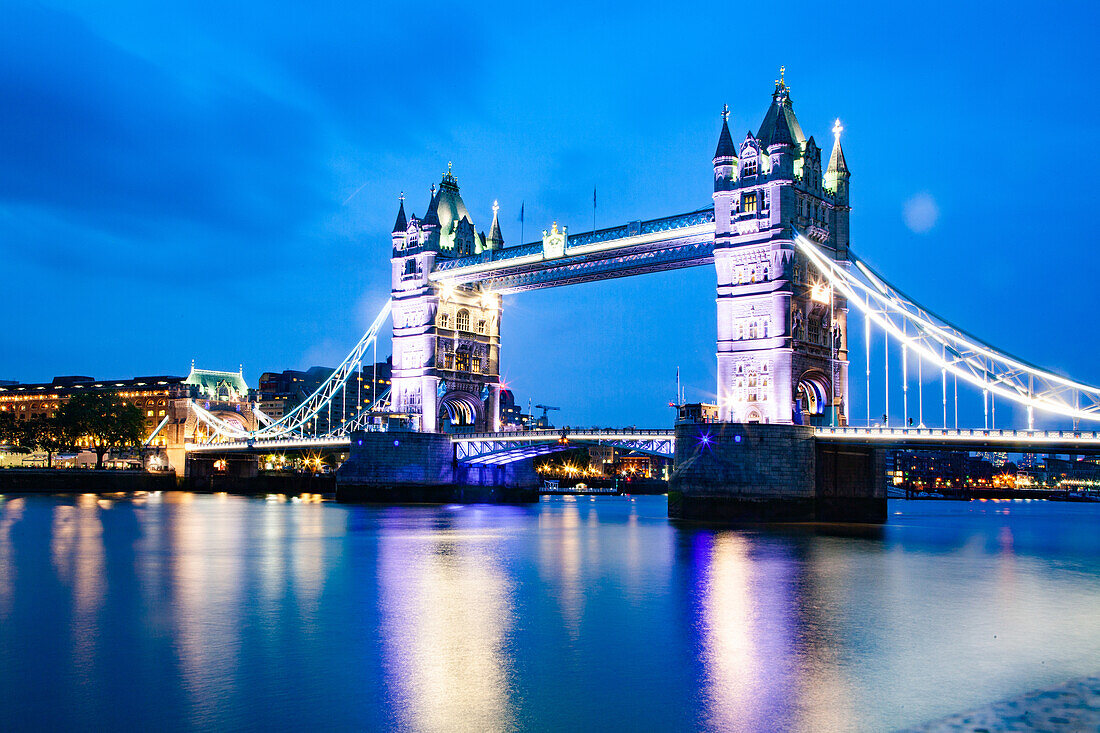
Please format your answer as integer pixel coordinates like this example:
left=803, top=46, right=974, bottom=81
left=389, top=167, right=503, bottom=433
left=712, top=74, right=851, bottom=425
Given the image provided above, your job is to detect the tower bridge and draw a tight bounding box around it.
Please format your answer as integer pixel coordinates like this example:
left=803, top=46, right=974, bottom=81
left=177, top=73, right=1100, bottom=521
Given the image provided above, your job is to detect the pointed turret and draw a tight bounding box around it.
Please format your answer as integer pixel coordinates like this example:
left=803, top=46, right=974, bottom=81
left=826, top=119, right=849, bottom=176
left=392, top=194, right=407, bottom=233
left=756, top=69, right=806, bottom=148
left=713, top=105, right=736, bottom=194
left=713, top=104, right=736, bottom=162
left=488, top=200, right=504, bottom=249
left=825, top=119, right=850, bottom=201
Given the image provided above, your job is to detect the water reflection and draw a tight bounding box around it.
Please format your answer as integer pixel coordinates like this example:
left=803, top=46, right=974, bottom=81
left=50, top=495, right=106, bottom=681
left=0, top=497, right=25, bottom=617
left=378, top=511, right=516, bottom=733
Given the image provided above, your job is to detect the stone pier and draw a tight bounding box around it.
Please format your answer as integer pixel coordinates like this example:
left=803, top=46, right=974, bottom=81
left=668, top=422, right=886, bottom=523
left=335, top=430, right=539, bottom=503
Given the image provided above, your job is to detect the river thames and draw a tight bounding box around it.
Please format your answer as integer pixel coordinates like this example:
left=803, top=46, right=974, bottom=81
left=0, top=493, right=1097, bottom=731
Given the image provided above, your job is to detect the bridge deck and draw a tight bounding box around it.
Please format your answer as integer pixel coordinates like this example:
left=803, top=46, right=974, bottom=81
left=184, top=426, right=1100, bottom=457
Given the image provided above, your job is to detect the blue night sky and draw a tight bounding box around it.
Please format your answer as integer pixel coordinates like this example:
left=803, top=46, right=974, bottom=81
left=3, top=0, right=1100, bottom=428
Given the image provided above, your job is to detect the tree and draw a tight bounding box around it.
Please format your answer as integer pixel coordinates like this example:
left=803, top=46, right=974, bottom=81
left=0, top=412, right=21, bottom=450
left=25, top=415, right=78, bottom=469
left=62, top=391, right=145, bottom=469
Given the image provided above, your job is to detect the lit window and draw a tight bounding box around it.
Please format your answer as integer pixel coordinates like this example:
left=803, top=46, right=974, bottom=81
left=147, top=410, right=154, bottom=417
left=742, top=192, right=757, bottom=214
left=742, top=156, right=757, bottom=177
left=455, top=351, right=470, bottom=372
left=444, top=353, right=454, bottom=370
left=159, top=410, right=166, bottom=417
left=471, top=356, right=482, bottom=373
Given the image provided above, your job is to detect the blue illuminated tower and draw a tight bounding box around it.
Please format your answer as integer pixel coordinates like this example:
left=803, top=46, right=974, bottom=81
left=389, top=169, right=503, bottom=432
left=713, top=73, right=851, bottom=424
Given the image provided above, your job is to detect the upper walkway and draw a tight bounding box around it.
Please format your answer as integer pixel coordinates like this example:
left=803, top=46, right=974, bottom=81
left=429, top=208, right=715, bottom=293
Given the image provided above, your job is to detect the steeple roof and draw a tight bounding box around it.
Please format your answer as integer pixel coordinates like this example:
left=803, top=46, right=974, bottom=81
left=756, top=78, right=805, bottom=148
left=714, top=105, right=736, bottom=161
left=488, top=200, right=504, bottom=247
left=392, top=197, right=407, bottom=233
left=827, top=120, right=849, bottom=175
left=430, top=164, right=471, bottom=235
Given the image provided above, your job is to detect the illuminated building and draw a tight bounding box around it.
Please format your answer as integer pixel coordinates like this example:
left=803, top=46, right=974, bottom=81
left=0, top=374, right=191, bottom=446
left=712, top=72, right=850, bottom=425
left=0, top=365, right=256, bottom=470
left=254, top=358, right=391, bottom=428
left=389, top=169, right=504, bottom=432
left=975, top=451, right=1009, bottom=468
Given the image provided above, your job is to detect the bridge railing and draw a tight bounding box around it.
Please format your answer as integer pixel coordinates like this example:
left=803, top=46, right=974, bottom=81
left=454, top=428, right=676, bottom=441
left=815, top=427, right=1100, bottom=441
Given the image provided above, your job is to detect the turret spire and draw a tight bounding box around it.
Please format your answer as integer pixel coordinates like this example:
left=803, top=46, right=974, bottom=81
left=488, top=199, right=504, bottom=248
left=714, top=105, right=736, bottom=161
left=392, top=192, right=407, bottom=233
left=827, top=118, right=849, bottom=175
left=825, top=118, right=850, bottom=198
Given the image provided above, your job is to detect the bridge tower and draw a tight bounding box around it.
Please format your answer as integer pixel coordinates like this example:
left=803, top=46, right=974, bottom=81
left=712, top=75, right=851, bottom=425
left=389, top=168, right=503, bottom=432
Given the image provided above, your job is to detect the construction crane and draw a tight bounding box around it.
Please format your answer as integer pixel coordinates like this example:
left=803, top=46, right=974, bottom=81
left=534, top=404, right=560, bottom=429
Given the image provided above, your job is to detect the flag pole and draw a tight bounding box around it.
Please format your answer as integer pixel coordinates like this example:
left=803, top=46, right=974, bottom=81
left=592, top=185, right=597, bottom=233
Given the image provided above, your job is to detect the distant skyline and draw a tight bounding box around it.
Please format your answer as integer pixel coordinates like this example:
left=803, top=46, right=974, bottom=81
left=4, top=1, right=1100, bottom=427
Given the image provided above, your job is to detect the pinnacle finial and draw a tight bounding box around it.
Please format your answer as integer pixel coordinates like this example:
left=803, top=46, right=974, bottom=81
left=780, top=65, right=785, bottom=85
left=430, top=183, right=436, bottom=196
left=399, top=191, right=405, bottom=203
left=722, top=103, right=729, bottom=122
left=447, top=161, right=453, bottom=175
left=833, top=118, right=843, bottom=139
left=492, top=200, right=499, bottom=215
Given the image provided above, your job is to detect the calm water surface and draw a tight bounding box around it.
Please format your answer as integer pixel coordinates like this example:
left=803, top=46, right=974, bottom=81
left=0, top=493, right=1098, bottom=732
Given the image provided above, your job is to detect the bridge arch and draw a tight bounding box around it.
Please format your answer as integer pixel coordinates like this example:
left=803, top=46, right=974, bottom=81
left=438, top=390, right=485, bottom=433
left=795, top=369, right=831, bottom=424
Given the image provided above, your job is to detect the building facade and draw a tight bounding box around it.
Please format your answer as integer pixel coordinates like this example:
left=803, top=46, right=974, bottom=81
left=712, top=75, right=851, bottom=425
left=389, top=168, right=504, bottom=432
left=253, top=359, right=392, bottom=428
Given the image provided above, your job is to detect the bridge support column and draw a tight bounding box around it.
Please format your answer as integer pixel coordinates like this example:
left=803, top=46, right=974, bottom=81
left=335, top=430, right=538, bottom=503
left=668, top=422, right=885, bottom=523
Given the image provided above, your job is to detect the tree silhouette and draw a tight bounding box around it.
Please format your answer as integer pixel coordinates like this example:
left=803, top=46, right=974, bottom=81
left=62, top=391, right=145, bottom=469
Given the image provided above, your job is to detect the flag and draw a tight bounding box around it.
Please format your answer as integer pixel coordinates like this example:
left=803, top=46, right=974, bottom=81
left=519, top=201, right=524, bottom=223
left=593, top=186, right=597, bottom=209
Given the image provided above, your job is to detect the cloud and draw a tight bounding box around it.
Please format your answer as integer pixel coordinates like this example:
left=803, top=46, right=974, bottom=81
left=0, top=3, right=333, bottom=262
left=903, top=192, right=939, bottom=234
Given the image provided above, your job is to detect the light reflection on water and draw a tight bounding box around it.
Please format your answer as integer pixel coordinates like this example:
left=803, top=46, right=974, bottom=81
left=0, top=493, right=1097, bottom=731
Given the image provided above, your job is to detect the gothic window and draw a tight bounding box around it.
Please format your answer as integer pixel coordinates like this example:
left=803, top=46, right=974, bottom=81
left=747, top=369, right=758, bottom=402
left=439, top=312, right=450, bottom=329
left=455, top=350, right=470, bottom=372
left=762, top=320, right=768, bottom=338
left=456, top=309, right=471, bottom=332
left=737, top=322, right=744, bottom=340
left=742, top=192, right=757, bottom=214
left=762, top=265, right=769, bottom=281
left=476, top=319, right=487, bottom=335
left=471, top=356, right=482, bottom=373
left=749, top=321, right=758, bottom=339
left=808, top=315, right=821, bottom=344
left=403, top=260, right=416, bottom=278
left=742, top=157, right=757, bottom=177
left=444, top=353, right=455, bottom=370
left=750, top=269, right=756, bottom=284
